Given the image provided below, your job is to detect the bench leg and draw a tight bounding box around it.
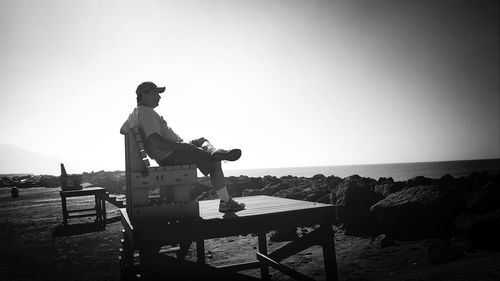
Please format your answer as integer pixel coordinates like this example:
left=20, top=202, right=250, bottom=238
left=61, top=196, right=68, bottom=225
left=258, top=231, right=270, bottom=280
left=320, top=224, right=339, bottom=281
left=101, top=196, right=107, bottom=225
left=197, top=240, right=205, bottom=264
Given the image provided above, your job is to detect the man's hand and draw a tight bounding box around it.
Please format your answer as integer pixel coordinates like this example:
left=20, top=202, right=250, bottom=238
left=190, top=137, right=207, bottom=147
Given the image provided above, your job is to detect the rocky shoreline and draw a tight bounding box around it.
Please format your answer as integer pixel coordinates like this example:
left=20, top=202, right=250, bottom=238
left=2, top=170, right=499, bottom=280
left=196, top=171, right=500, bottom=253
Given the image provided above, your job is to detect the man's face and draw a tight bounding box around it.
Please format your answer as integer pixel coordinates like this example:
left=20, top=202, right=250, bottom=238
left=143, top=90, right=161, bottom=108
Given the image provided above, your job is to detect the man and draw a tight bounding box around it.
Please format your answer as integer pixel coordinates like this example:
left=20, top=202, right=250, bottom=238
left=120, top=81, right=245, bottom=212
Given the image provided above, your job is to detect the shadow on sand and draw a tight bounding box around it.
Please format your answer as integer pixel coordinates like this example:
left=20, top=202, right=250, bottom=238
left=52, top=216, right=121, bottom=237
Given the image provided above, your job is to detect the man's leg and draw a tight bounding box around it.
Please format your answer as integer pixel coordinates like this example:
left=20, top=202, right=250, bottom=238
left=200, top=140, right=241, bottom=162
left=160, top=147, right=244, bottom=212
left=209, top=161, right=231, bottom=202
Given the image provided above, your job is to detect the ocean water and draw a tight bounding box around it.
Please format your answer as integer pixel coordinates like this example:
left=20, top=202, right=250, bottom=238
left=225, top=158, right=500, bottom=181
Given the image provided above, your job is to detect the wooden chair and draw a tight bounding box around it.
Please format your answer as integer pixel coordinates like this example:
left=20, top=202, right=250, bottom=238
left=120, top=127, right=202, bottom=280
left=122, top=126, right=200, bottom=223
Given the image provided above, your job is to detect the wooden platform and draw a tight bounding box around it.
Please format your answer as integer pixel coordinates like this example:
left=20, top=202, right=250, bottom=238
left=120, top=195, right=338, bottom=281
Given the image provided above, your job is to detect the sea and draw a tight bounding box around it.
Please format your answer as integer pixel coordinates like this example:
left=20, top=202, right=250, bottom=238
left=224, top=158, right=500, bottom=181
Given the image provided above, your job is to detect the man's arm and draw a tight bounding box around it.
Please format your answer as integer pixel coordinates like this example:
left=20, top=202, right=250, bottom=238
left=146, top=133, right=198, bottom=152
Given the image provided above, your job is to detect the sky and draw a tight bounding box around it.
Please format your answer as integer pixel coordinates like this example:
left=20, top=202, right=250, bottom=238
left=0, top=0, right=498, bottom=175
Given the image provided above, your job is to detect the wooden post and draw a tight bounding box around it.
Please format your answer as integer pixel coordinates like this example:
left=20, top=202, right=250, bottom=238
left=101, top=192, right=107, bottom=223
left=320, top=223, right=339, bottom=281
left=197, top=240, right=205, bottom=264
left=61, top=195, right=68, bottom=225
left=258, top=231, right=270, bottom=280
left=139, top=245, right=158, bottom=280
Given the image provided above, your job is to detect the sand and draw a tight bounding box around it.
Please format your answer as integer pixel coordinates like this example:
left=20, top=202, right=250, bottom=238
left=1, top=187, right=499, bottom=281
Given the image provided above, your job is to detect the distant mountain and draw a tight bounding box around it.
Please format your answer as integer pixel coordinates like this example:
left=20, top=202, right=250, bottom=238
left=0, top=143, right=63, bottom=176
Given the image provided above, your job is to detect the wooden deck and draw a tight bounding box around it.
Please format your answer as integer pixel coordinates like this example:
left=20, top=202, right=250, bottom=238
left=120, top=195, right=338, bottom=281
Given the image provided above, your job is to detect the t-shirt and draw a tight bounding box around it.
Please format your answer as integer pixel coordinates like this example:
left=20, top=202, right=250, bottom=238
left=121, top=106, right=183, bottom=161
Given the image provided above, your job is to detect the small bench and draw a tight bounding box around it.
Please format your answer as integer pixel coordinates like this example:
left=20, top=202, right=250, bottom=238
left=60, top=187, right=107, bottom=226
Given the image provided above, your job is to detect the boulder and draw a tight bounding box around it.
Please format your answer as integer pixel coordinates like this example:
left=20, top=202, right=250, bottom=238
left=316, top=194, right=331, bottom=204
left=461, top=173, right=500, bottom=214
left=190, top=183, right=212, bottom=199
left=406, top=176, right=435, bottom=188
left=370, top=185, right=465, bottom=240
left=11, top=187, right=19, bottom=198
left=377, top=177, right=394, bottom=184
left=226, top=176, right=265, bottom=197
left=373, top=233, right=396, bottom=248
left=261, top=182, right=292, bottom=196
left=242, top=189, right=265, bottom=197
left=325, top=175, right=342, bottom=190
left=453, top=209, right=500, bottom=250
left=465, top=187, right=500, bottom=214
left=275, top=186, right=306, bottom=200
left=371, top=181, right=405, bottom=197
left=269, top=228, right=298, bottom=242
left=330, top=175, right=384, bottom=235
left=423, top=239, right=463, bottom=265
left=312, top=174, right=326, bottom=180
left=457, top=171, right=493, bottom=192
left=262, top=175, right=281, bottom=186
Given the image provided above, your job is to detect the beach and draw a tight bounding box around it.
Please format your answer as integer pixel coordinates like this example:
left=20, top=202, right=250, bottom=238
left=1, top=177, right=500, bottom=281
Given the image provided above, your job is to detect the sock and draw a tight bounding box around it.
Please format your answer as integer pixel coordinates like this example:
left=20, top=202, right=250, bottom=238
left=217, top=187, right=231, bottom=202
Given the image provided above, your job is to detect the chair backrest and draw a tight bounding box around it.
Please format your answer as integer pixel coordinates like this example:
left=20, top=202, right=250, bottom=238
left=126, top=127, right=151, bottom=174
left=123, top=127, right=150, bottom=214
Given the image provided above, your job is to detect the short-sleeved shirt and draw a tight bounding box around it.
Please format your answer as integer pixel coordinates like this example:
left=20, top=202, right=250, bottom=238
left=121, top=106, right=183, bottom=162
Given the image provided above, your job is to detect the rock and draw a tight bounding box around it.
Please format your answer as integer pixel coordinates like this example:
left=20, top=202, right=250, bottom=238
left=11, top=187, right=19, bottom=198
left=226, top=176, right=265, bottom=197
left=312, top=174, right=326, bottom=180
left=190, top=183, right=212, bottom=199
left=370, top=185, right=465, bottom=240
left=406, top=176, right=435, bottom=188
left=374, top=234, right=396, bottom=248
left=316, top=194, right=331, bottom=204
left=262, top=175, right=281, bottom=186
left=483, top=173, right=500, bottom=189
left=275, top=186, right=305, bottom=200
left=325, top=175, right=342, bottom=190
left=241, top=189, right=265, bottom=196
left=458, top=171, right=493, bottom=192
left=195, top=190, right=217, bottom=201
left=438, top=174, right=456, bottom=186
left=377, top=177, right=394, bottom=184
left=453, top=209, right=500, bottom=250
left=261, top=182, right=292, bottom=196
left=269, top=228, right=298, bottom=242
left=330, top=175, right=384, bottom=235
left=450, top=236, right=474, bottom=253
left=465, top=187, right=500, bottom=214
left=423, top=238, right=463, bottom=265
left=371, top=181, right=405, bottom=197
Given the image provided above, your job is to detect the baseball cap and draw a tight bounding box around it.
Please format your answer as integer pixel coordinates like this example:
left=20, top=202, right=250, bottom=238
left=136, top=81, right=166, bottom=95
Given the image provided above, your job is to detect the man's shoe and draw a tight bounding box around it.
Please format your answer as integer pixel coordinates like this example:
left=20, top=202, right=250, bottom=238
left=219, top=198, right=245, bottom=213
left=210, top=149, right=241, bottom=162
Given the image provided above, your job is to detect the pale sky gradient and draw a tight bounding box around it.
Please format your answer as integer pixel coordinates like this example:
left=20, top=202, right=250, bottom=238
left=0, top=0, right=498, bottom=175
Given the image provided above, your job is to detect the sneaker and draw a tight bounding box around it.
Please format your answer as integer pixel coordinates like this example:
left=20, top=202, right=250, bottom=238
left=210, top=148, right=241, bottom=162
left=219, top=198, right=245, bottom=213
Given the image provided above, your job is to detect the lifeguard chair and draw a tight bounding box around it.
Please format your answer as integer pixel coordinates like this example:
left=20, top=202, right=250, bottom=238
left=123, top=127, right=200, bottom=223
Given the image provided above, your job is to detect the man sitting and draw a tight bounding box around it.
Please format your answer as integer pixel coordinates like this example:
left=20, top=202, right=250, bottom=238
left=120, top=81, right=245, bottom=213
